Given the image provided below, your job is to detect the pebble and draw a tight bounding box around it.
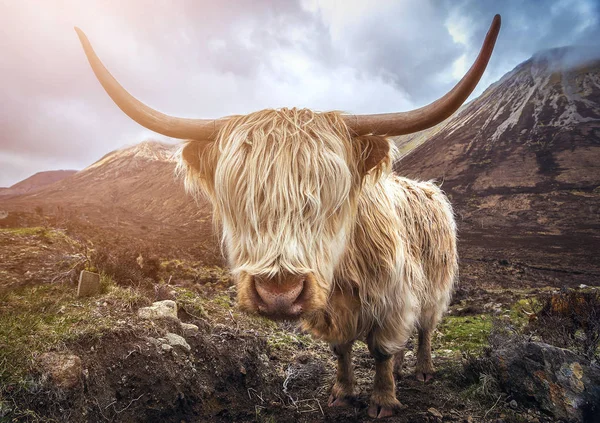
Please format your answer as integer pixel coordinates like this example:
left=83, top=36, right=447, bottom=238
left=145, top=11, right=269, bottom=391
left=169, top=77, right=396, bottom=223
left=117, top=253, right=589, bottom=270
left=428, top=408, right=443, bottom=419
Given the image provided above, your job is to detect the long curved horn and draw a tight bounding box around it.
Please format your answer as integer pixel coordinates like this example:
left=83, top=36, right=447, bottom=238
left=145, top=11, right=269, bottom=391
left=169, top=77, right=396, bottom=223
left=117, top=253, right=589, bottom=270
left=75, top=27, right=225, bottom=140
left=344, top=14, right=501, bottom=136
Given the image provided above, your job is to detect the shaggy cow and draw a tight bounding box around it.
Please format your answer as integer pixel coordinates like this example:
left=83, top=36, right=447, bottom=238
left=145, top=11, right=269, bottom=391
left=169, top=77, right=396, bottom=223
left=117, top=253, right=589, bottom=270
left=76, top=15, right=500, bottom=418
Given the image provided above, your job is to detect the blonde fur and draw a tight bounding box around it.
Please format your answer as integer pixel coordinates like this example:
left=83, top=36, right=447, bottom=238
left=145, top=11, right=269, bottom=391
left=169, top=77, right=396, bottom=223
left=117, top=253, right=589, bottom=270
left=178, top=107, right=457, bottom=356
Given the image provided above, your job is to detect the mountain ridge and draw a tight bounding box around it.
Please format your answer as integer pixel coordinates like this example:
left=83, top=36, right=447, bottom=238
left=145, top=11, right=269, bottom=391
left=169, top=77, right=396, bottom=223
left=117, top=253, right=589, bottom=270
left=394, top=45, right=600, bottom=286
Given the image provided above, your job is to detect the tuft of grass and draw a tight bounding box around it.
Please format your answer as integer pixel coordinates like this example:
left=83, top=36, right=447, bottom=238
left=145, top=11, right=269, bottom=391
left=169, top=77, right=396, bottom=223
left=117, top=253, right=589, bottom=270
left=508, top=297, right=538, bottom=328
left=0, top=227, right=48, bottom=236
left=437, top=315, right=492, bottom=352
left=266, top=331, right=312, bottom=353
left=175, top=289, right=208, bottom=319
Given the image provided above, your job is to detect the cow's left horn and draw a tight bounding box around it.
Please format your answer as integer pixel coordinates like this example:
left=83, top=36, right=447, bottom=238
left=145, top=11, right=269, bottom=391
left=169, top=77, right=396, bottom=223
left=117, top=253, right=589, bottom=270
left=75, top=27, right=226, bottom=140
left=343, top=14, right=501, bottom=136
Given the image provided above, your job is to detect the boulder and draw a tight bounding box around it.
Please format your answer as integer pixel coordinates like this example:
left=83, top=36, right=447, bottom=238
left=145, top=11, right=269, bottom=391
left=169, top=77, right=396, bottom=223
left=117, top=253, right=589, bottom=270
left=138, top=300, right=177, bottom=320
left=39, top=352, right=82, bottom=389
left=491, top=341, right=600, bottom=422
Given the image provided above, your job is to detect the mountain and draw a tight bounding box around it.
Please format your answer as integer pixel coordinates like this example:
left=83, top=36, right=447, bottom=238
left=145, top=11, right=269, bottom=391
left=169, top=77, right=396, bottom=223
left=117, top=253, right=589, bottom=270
left=395, top=47, right=600, bottom=286
left=0, top=170, right=77, bottom=198
left=1, top=141, right=214, bottom=252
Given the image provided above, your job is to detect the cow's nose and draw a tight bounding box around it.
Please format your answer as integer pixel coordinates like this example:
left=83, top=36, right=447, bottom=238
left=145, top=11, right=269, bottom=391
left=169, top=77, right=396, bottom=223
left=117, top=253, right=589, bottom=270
left=253, top=274, right=307, bottom=318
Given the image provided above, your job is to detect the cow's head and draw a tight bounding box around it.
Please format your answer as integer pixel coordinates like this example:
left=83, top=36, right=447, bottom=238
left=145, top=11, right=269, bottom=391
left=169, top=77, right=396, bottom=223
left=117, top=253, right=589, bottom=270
left=75, top=15, right=500, bottom=320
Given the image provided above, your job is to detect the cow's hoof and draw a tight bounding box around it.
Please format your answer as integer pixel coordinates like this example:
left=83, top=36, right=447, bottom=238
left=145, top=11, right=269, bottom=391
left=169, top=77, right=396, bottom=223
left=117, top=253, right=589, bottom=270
left=367, top=398, right=405, bottom=419
left=415, top=372, right=434, bottom=383
left=328, top=384, right=354, bottom=407
left=328, top=394, right=351, bottom=407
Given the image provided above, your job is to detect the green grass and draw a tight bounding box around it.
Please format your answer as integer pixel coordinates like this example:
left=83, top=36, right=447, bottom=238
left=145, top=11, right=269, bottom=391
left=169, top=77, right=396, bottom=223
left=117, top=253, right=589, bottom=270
left=437, top=315, right=492, bottom=352
left=0, top=279, right=149, bottom=387
left=508, top=297, right=538, bottom=329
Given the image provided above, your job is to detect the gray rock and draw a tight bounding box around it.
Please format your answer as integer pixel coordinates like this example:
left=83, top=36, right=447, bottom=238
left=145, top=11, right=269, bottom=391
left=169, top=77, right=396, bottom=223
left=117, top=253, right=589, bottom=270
left=161, top=344, right=173, bottom=353
left=165, top=333, right=191, bottom=352
left=39, top=352, right=82, bottom=389
left=180, top=323, right=199, bottom=334
left=77, top=270, right=101, bottom=297
left=492, top=341, right=600, bottom=422
left=138, top=300, right=178, bottom=320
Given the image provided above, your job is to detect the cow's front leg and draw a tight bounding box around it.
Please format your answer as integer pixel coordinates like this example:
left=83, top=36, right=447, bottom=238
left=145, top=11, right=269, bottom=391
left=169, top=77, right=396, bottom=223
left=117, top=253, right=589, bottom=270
left=367, top=336, right=403, bottom=419
left=328, top=341, right=355, bottom=407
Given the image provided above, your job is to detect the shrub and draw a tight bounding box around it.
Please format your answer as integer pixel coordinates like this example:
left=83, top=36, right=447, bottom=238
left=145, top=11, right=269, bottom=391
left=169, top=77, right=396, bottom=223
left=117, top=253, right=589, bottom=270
left=527, top=289, right=600, bottom=360
left=90, top=241, right=161, bottom=288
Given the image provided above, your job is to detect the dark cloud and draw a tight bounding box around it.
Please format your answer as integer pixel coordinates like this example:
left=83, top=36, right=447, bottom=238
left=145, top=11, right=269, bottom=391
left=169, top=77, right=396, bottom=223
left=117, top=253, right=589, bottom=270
left=0, top=0, right=599, bottom=187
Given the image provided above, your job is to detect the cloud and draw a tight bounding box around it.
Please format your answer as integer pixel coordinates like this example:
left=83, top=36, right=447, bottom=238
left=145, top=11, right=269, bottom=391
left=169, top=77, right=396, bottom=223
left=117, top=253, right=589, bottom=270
left=0, top=0, right=598, bottom=186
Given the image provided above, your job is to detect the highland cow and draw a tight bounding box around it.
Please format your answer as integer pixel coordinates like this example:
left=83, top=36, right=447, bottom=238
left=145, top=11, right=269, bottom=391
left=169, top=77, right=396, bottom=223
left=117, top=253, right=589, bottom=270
left=76, top=15, right=500, bottom=418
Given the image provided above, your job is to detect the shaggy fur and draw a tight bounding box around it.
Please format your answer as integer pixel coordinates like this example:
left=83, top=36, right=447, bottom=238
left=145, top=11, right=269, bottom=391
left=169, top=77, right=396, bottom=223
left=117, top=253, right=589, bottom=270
left=178, top=107, right=458, bottom=413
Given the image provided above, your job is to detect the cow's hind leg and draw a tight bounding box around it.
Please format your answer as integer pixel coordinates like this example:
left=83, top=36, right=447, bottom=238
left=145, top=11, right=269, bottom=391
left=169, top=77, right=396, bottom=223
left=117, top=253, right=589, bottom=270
left=367, top=335, right=403, bottom=419
left=415, top=307, right=440, bottom=383
left=328, top=341, right=355, bottom=407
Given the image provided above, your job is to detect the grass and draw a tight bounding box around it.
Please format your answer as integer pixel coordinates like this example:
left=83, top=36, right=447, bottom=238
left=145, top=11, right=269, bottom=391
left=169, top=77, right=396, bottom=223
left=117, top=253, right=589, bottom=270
left=437, top=314, right=493, bottom=352
left=0, top=277, right=149, bottom=388
left=0, top=227, right=49, bottom=236
left=508, top=297, right=538, bottom=328
left=175, top=288, right=209, bottom=319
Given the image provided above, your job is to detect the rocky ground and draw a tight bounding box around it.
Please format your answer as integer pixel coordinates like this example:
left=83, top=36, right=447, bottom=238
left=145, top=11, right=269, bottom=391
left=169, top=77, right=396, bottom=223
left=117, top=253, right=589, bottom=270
left=0, top=222, right=599, bottom=423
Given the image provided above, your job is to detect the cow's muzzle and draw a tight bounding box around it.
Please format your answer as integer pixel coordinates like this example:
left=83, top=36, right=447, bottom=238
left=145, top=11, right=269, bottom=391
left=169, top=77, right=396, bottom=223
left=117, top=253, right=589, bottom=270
left=250, top=273, right=309, bottom=320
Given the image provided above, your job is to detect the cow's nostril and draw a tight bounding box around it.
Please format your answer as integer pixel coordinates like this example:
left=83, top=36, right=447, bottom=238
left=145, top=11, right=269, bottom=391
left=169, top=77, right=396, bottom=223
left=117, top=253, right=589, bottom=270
left=253, top=275, right=306, bottom=317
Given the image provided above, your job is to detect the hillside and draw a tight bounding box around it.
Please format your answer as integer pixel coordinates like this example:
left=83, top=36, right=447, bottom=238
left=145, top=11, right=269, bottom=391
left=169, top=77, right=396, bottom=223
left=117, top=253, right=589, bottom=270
left=1, top=141, right=214, bottom=253
left=395, top=47, right=600, bottom=286
left=0, top=170, right=77, bottom=198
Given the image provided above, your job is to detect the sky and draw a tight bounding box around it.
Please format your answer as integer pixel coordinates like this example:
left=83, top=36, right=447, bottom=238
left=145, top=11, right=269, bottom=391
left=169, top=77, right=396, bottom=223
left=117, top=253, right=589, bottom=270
left=1, top=0, right=599, bottom=187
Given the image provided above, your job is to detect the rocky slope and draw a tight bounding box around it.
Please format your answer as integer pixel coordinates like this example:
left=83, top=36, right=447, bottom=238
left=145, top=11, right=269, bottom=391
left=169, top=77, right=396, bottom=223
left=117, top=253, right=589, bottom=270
left=395, top=47, right=600, bottom=286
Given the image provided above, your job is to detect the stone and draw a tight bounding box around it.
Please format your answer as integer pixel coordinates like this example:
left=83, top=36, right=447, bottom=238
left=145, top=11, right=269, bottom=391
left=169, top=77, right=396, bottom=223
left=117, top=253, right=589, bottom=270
left=39, top=352, right=82, bottom=389
left=146, top=337, right=161, bottom=347
left=491, top=341, right=600, bottom=422
left=77, top=270, right=101, bottom=297
left=161, top=344, right=173, bottom=353
left=180, top=323, right=199, bottom=334
left=138, top=300, right=178, bottom=320
left=165, top=333, right=191, bottom=352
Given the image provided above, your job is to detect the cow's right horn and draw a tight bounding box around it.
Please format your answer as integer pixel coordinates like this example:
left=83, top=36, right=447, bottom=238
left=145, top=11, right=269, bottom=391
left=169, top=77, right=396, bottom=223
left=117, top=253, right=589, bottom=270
left=343, top=14, right=501, bottom=137
left=75, top=27, right=227, bottom=140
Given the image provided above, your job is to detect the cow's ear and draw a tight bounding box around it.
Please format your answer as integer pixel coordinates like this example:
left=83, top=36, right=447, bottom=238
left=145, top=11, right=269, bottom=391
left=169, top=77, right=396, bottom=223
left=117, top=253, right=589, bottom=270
left=355, top=135, right=390, bottom=175
left=180, top=140, right=218, bottom=198
left=181, top=140, right=213, bottom=174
